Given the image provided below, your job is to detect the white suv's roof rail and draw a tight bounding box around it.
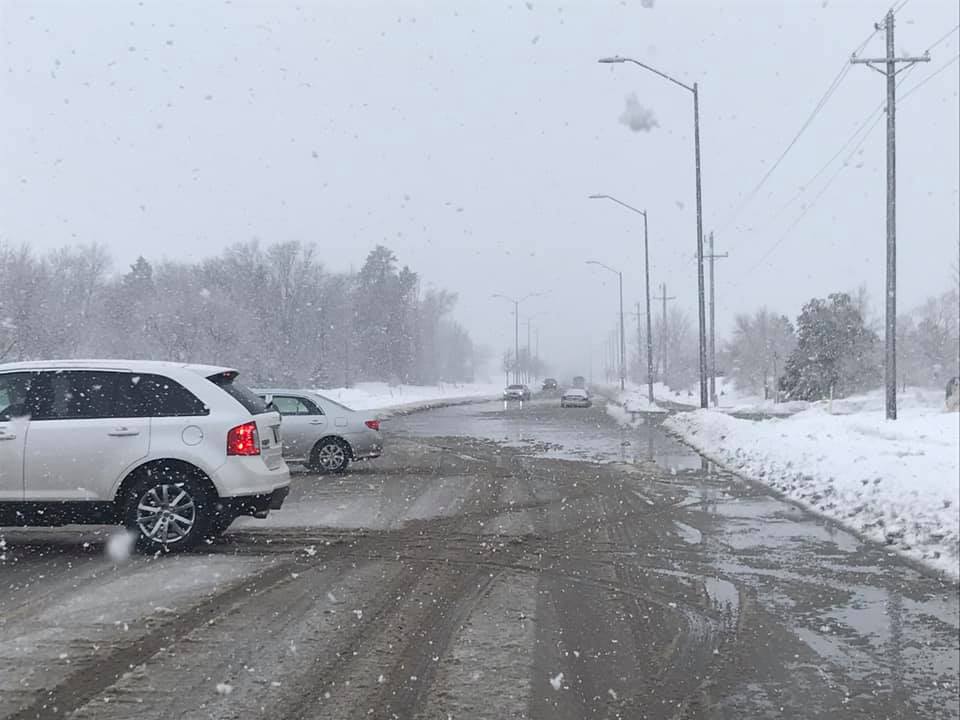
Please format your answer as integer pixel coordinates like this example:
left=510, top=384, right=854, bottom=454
left=0, top=359, right=236, bottom=376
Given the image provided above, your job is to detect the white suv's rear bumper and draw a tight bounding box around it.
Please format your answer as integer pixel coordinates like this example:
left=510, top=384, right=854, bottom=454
left=213, top=456, right=291, bottom=499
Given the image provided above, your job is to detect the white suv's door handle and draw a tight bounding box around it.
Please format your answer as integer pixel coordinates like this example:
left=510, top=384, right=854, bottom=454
left=0, top=432, right=16, bottom=441
left=309, top=420, right=325, bottom=425
left=108, top=427, right=141, bottom=437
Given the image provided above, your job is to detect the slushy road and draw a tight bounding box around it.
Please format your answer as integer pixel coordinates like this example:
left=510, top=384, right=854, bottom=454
left=1, top=397, right=957, bottom=719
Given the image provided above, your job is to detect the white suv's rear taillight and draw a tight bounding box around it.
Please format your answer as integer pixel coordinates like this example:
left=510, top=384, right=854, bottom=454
left=227, top=421, right=260, bottom=456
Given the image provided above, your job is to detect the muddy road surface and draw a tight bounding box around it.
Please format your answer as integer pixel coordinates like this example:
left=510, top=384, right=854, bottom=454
left=1, top=398, right=957, bottom=719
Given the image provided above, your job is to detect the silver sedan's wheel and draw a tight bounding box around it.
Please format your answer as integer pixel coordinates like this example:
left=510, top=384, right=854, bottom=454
left=136, top=483, right=197, bottom=545
left=314, top=439, right=349, bottom=473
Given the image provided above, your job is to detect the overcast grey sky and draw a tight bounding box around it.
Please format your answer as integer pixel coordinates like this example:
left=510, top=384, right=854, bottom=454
left=2, top=0, right=958, bottom=379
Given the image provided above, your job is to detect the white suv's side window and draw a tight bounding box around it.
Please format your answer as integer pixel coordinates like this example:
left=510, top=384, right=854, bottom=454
left=31, top=371, right=118, bottom=420
left=24, top=371, right=150, bottom=502
left=0, top=372, right=33, bottom=421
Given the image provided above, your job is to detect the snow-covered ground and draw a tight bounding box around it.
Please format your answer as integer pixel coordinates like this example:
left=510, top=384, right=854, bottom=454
left=315, top=381, right=503, bottom=413
left=656, top=388, right=959, bottom=579
left=604, top=377, right=809, bottom=416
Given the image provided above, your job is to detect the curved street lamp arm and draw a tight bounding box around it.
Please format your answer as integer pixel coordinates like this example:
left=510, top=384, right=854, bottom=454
left=586, top=260, right=620, bottom=276
left=589, top=194, right=646, bottom=218
left=598, top=56, right=694, bottom=93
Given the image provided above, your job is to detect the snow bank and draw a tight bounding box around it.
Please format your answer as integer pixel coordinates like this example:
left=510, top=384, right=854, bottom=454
left=664, top=404, right=960, bottom=579
left=600, top=383, right=677, bottom=414
left=609, top=379, right=945, bottom=419
left=314, top=381, right=502, bottom=413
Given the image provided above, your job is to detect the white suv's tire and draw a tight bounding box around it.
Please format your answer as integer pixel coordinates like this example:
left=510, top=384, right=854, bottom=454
left=123, top=469, right=214, bottom=552
left=309, top=438, right=351, bottom=474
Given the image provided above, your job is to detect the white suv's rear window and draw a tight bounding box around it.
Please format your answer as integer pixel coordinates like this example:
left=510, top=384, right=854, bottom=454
left=208, top=372, right=269, bottom=415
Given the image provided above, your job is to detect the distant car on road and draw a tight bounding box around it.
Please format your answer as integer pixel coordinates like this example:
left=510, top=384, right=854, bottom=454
left=502, top=384, right=532, bottom=401
left=255, top=389, right=383, bottom=473
left=572, top=376, right=586, bottom=389
left=560, top=388, right=592, bottom=408
left=541, top=378, right=558, bottom=391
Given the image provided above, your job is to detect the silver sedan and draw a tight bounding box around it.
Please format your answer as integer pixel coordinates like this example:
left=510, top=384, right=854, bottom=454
left=254, top=389, right=383, bottom=473
left=560, top=388, right=592, bottom=408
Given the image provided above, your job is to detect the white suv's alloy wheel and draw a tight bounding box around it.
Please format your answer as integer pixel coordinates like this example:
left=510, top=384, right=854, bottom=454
left=136, top=483, right=197, bottom=544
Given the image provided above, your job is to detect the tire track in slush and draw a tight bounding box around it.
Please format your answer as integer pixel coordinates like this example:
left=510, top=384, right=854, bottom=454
left=5, top=559, right=301, bottom=720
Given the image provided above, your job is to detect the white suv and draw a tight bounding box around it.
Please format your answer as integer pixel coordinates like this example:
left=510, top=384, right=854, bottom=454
left=0, top=360, right=290, bottom=551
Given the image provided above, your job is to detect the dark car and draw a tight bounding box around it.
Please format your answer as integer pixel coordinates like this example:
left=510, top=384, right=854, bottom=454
left=572, top=375, right=586, bottom=389
left=542, top=378, right=558, bottom=391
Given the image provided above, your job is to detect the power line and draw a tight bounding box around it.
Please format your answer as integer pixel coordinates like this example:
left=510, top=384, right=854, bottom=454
left=742, top=111, right=884, bottom=277
left=719, top=8, right=949, bottom=236
left=763, top=105, right=882, bottom=225
left=899, top=53, right=960, bottom=102
left=733, top=54, right=943, bottom=280
left=922, top=23, right=959, bottom=54
left=716, top=27, right=880, bottom=234
left=753, top=61, right=925, bottom=231
left=758, top=24, right=955, bottom=227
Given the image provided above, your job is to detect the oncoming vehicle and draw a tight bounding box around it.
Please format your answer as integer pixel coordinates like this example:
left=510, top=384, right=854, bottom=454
left=560, top=388, right=592, bottom=408
left=255, top=389, right=383, bottom=473
left=502, top=384, right=532, bottom=401
left=542, top=378, right=558, bottom=391
left=0, top=360, right=290, bottom=551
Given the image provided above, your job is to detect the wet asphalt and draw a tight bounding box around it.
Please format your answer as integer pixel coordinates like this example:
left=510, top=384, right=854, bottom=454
left=0, top=395, right=957, bottom=719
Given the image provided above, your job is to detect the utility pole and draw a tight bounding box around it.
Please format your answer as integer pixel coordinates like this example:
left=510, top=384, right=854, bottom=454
left=704, top=231, right=728, bottom=406
left=851, top=10, right=929, bottom=420
left=653, top=283, right=676, bottom=383
left=642, top=213, right=655, bottom=404
left=611, top=327, right=619, bottom=384
left=492, top=292, right=545, bottom=385
left=693, top=81, right=709, bottom=409
left=535, top=329, right=540, bottom=382
left=618, top=271, right=626, bottom=390
left=526, top=316, right=532, bottom=384
left=514, top=300, right=520, bottom=384
left=635, top=303, right=643, bottom=386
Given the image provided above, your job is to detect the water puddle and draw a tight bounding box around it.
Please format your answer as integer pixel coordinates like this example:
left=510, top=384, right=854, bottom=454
left=704, top=576, right=741, bottom=629
left=673, top=521, right=703, bottom=545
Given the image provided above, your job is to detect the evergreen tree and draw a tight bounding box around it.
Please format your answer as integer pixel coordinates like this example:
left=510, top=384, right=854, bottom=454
left=781, top=292, right=880, bottom=400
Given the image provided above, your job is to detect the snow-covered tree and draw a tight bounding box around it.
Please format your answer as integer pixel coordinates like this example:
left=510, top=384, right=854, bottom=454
left=781, top=292, right=880, bottom=400
left=724, top=308, right=796, bottom=397
left=0, top=241, right=476, bottom=386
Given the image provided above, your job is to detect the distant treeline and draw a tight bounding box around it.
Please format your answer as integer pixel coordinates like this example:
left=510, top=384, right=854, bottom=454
left=0, top=241, right=485, bottom=386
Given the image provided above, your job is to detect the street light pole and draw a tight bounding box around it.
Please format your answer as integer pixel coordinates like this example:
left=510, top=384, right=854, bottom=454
left=618, top=270, right=626, bottom=391
left=492, top=292, right=545, bottom=385
left=586, top=260, right=626, bottom=390
left=598, top=56, right=708, bottom=408
left=514, top=299, right=520, bottom=384
left=588, top=194, right=655, bottom=404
